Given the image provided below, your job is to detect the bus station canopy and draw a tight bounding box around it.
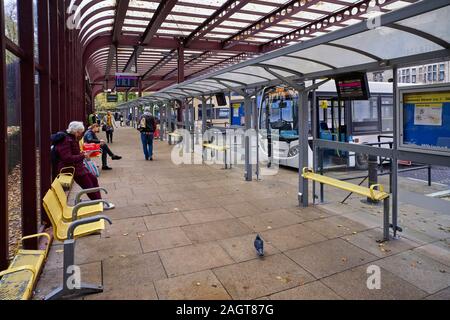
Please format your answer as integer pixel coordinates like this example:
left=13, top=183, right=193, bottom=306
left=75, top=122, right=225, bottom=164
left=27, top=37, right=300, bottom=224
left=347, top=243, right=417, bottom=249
left=117, top=0, right=450, bottom=107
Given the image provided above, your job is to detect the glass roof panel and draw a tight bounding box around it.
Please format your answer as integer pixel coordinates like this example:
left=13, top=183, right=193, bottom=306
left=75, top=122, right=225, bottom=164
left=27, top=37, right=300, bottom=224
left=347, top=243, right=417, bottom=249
left=289, top=44, right=375, bottom=67
left=332, top=27, right=444, bottom=60
left=230, top=12, right=264, bottom=21
left=128, top=0, right=160, bottom=10
left=309, top=2, right=345, bottom=12
left=179, top=0, right=228, bottom=6
left=126, top=10, right=155, bottom=19
left=241, top=3, right=277, bottom=13
left=262, top=56, right=330, bottom=74
left=166, top=14, right=206, bottom=24
left=213, top=72, right=269, bottom=84
left=77, top=0, right=115, bottom=27
left=81, top=10, right=115, bottom=30
left=83, top=26, right=113, bottom=44
left=172, top=5, right=215, bottom=16
left=81, top=19, right=114, bottom=39
left=232, top=66, right=278, bottom=80
left=397, top=6, right=450, bottom=44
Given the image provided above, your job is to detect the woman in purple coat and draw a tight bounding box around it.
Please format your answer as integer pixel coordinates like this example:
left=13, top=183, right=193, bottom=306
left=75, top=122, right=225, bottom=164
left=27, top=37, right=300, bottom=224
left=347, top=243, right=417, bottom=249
left=54, top=121, right=114, bottom=209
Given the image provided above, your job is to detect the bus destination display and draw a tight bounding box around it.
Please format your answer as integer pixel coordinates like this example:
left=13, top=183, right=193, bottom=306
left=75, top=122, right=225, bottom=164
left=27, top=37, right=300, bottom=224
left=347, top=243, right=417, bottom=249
left=335, top=73, right=370, bottom=100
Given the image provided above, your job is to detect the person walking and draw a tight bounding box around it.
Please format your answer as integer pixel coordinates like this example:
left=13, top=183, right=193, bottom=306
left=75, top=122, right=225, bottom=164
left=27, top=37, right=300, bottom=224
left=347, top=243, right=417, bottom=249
left=102, top=110, right=118, bottom=143
left=138, top=107, right=157, bottom=161
left=87, top=111, right=98, bottom=126
left=84, top=123, right=122, bottom=170
left=52, top=121, right=114, bottom=209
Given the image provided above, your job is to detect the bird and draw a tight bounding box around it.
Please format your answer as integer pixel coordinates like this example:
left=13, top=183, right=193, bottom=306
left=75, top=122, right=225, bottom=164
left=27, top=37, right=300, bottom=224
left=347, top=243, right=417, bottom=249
left=254, top=234, right=264, bottom=257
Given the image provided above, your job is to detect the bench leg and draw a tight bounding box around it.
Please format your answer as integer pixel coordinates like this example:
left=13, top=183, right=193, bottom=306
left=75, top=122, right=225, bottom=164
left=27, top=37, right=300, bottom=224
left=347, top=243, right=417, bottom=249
left=45, top=283, right=103, bottom=300
left=383, top=198, right=390, bottom=241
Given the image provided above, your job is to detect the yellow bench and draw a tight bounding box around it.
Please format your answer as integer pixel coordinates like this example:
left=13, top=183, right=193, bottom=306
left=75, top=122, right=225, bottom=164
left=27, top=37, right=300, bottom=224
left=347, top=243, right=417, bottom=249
left=203, top=143, right=231, bottom=169
left=302, top=167, right=390, bottom=241
left=51, top=179, right=108, bottom=222
left=168, top=131, right=183, bottom=145
left=57, top=166, right=75, bottom=190
left=42, top=188, right=112, bottom=299
left=0, top=233, right=51, bottom=300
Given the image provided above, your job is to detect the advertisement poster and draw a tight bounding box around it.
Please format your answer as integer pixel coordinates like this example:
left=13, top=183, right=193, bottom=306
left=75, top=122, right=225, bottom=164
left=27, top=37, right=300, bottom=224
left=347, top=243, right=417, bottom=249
left=402, top=90, right=450, bottom=154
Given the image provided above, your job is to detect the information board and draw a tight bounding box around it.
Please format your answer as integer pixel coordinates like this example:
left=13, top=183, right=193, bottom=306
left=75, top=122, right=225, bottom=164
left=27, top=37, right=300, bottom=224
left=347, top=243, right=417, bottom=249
left=334, top=72, right=370, bottom=100
left=106, top=93, right=118, bottom=102
left=399, top=85, right=450, bottom=156
left=115, top=73, right=139, bottom=88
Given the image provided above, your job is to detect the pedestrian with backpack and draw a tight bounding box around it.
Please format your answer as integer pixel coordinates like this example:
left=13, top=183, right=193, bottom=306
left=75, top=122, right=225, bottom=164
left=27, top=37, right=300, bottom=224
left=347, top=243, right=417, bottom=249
left=138, top=107, right=157, bottom=161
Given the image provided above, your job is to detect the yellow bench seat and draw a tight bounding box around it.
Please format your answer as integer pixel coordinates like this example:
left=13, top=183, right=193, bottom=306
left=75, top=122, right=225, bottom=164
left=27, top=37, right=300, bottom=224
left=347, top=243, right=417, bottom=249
left=203, top=143, right=230, bottom=152
left=0, top=233, right=50, bottom=300
left=302, top=168, right=389, bottom=201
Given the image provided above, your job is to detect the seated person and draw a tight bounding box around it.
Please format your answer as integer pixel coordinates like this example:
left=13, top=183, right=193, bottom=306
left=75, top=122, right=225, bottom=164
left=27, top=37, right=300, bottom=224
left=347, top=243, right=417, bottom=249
left=84, top=123, right=122, bottom=170
left=54, top=121, right=114, bottom=209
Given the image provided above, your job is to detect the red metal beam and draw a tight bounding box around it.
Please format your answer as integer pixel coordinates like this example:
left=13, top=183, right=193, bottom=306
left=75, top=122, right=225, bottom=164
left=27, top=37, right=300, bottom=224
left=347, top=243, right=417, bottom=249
left=18, top=0, right=38, bottom=249
left=38, top=0, right=52, bottom=225
left=177, top=41, right=184, bottom=83
left=183, top=0, right=252, bottom=47
left=105, top=0, right=130, bottom=78
left=50, top=0, right=60, bottom=133
left=123, top=0, right=177, bottom=72
left=0, top=0, right=9, bottom=269
left=223, top=0, right=322, bottom=50
left=262, top=0, right=401, bottom=52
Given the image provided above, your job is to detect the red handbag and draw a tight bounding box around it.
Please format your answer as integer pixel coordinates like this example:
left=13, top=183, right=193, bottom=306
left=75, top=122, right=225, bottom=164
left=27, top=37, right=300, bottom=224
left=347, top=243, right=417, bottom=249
left=83, top=143, right=101, bottom=157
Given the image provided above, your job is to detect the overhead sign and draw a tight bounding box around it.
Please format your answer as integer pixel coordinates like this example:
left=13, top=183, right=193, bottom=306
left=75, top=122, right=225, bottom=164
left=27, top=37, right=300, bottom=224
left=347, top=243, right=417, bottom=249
left=335, top=72, right=370, bottom=100
left=115, top=73, right=139, bottom=88
left=106, top=93, right=118, bottom=102
left=399, top=85, right=450, bottom=156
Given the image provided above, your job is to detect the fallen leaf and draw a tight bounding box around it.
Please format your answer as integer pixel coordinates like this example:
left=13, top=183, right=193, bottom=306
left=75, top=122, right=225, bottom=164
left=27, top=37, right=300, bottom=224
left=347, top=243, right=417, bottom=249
left=341, top=257, right=347, bottom=262
left=196, top=282, right=201, bottom=286
left=267, top=226, right=272, bottom=230
left=55, top=249, right=63, bottom=253
left=123, top=233, right=129, bottom=236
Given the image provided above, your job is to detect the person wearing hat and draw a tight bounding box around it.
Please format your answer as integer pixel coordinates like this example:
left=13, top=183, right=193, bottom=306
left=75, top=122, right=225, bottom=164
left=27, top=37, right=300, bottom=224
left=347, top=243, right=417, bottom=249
left=138, top=107, right=157, bottom=161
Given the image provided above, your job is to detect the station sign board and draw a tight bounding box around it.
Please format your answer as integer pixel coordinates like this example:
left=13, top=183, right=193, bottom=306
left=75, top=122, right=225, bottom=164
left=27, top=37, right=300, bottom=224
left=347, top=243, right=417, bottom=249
left=398, top=84, right=450, bottom=156
left=115, top=73, right=139, bottom=88
left=106, top=93, right=118, bottom=102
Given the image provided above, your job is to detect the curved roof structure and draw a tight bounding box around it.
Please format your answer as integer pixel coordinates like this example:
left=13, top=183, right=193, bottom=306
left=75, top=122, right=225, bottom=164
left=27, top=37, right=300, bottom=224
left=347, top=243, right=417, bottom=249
left=115, top=0, right=450, bottom=108
left=74, top=0, right=421, bottom=94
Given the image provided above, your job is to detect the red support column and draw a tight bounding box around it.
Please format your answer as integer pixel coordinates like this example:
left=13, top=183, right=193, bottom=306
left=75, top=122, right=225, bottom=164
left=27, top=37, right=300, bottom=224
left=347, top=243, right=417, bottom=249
left=0, top=0, right=9, bottom=269
left=177, top=41, right=184, bottom=84
left=58, top=0, right=67, bottom=127
left=50, top=0, right=60, bottom=133
left=38, top=0, right=52, bottom=225
left=18, top=0, right=38, bottom=248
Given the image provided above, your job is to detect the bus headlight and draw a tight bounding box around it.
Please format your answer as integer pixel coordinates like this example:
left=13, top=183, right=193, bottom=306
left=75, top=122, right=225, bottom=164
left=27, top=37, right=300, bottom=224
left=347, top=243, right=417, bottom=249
left=287, top=145, right=300, bottom=158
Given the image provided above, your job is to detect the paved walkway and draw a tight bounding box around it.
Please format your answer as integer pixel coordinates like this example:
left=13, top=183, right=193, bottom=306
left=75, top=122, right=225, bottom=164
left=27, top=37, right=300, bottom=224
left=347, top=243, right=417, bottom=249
left=35, top=126, right=449, bottom=300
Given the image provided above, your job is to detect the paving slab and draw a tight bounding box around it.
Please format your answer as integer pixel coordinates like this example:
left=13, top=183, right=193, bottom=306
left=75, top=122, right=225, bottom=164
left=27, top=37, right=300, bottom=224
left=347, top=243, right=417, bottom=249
left=377, top=251, right=450, bottom=294
left=222, top=202, right=262, bottom=218
left=139, top=227, right=192, bottom=252
left=287, top=206, right=335, bottom=221
left=261, top=223, right=327, bottom=252
left=155, top=270, right=231, bottom=300
left=413, top=240, right=450, bottom=267
left=105, top=204, right=152, bottom=220
left=182, top=207, right=234, bottom=224
left=159, top=242, right=234, bottom=277
left=303, top=215, right=371, bottom=239
left=143, top=212, right=190, bottom=230
left=285, top=238, right=378, bottom=278
left=213, top=254, right=315, bottom=300
left=239, top=209, right=304, bottom=232
left=86, top=252, right=166, bottom=300
left=269, top=281, right=342, bottom=300
left=342, top=228, right=421, bottom=258
left=102, top=216, right=148, bottom=238
left=218, top=233, right=280, bottom=263
left=321, top=264, right=428, bottom=300
left=75, top=233, right=143, bottom=264
left=425, top=287, right=450, bottom=300
left=182, top=218, right=252, bottom=243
